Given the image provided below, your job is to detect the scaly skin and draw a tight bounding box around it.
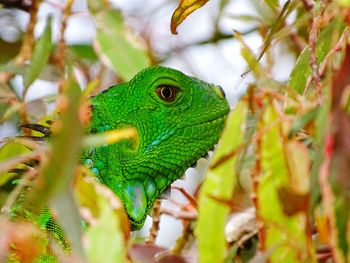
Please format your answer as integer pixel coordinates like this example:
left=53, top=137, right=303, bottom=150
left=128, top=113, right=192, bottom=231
left=82, top=66, right=229, bottom=229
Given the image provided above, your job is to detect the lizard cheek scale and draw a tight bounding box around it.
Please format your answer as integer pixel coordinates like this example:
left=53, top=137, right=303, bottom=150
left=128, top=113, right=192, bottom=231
left=82, top=66, right=230, bottom=230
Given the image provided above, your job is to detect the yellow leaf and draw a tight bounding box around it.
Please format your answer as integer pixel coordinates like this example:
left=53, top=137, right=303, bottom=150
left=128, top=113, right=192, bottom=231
left=284, top=141, right=310, bottom=194
left=170, top=0, right=210, bottom=34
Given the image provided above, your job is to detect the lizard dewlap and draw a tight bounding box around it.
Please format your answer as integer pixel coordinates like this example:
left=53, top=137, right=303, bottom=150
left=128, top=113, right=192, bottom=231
left=82, top=66, right=230, bottom=230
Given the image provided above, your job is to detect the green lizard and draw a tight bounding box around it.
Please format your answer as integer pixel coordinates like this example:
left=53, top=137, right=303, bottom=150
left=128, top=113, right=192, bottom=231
left=80, top=66, right=230, bottom=230
left=4, top=66, right=229, bottom=261
left=14, top=66, right=229, bottom=235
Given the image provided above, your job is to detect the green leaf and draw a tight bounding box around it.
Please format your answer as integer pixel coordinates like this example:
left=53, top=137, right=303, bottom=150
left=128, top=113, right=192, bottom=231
left=24, top=16, right=52, bottom=90
left=284, top=141, right=310, bottom=195
left=50, top=189, right=83, bottom=257
left=25, top=75, right=84, bottom=255
left=241, top=46, right=265, bottom=78
left=74, top=169, right=128, bottom=263
left=288, top=107, right=319, bottom=138
left=288, top=17, right=345, bottom=94
left=86, top=0, right=106, bottom=15
left=68, top=44, right=98, bottom=62
left=0, top=142, right=30, bottom=186
left=310, top=91, right=330, bottom=209
left=170, top=0, right=210, bottom=34
left=288, top=47, right=310, bottom=94
left=196, top=101, right=247, bottom=263
left=264, top=0, right=279, bottom=9
left=92, top=9, right=149, bottom=81
left=338, top=0, right=350, bottom=6
left=259, top=105, right=315, bottom=262
left=28, top=77, right=83, bottom=206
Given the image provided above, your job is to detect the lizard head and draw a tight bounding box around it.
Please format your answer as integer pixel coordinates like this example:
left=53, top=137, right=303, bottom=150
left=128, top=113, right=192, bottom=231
left=85, top=66, right=230, bottom=230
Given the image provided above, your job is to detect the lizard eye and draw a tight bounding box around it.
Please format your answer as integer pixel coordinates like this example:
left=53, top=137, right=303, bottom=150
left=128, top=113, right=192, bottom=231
left=156, top=85, right=178, bottom=102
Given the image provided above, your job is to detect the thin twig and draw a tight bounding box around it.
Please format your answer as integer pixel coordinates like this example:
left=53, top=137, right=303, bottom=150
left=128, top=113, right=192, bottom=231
left=15, top=1, right=39, bottom=65
left=160, top=207, right=197, bottom=220
left=0, top=2, right=39, bottom=127
left=241, top=0, right=292, bottom=77
left=171, top=222, right=193, bottom=256
left=158, top=28, right=257, bottom=63
left=171, top=186, right=198, bottom=208
left=145, top=199, right=161, bottom=244
left=303, top=28, right=348, bottom=96
left=307, top=0, right=328, bottom=101
left=57, top=0, right=74, bottom=75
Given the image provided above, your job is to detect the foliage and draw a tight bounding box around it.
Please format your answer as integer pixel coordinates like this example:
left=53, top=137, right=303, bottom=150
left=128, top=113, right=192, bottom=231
left=0, top=0, right=349, bottom=262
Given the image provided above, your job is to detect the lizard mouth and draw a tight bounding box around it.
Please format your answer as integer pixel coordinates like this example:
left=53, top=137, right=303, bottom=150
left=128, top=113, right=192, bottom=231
left=201, top=114, right=227, bottom=126
left=179, top=113, right=228, bottom=130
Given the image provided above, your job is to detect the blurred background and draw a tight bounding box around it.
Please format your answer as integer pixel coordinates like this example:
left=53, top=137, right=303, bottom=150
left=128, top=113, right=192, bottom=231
left=0, top=0, right=294, bottom=248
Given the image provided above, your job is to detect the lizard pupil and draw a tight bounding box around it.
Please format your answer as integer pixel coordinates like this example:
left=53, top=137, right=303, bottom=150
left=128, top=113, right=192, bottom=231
left=156, top=85, right=178, bottom=102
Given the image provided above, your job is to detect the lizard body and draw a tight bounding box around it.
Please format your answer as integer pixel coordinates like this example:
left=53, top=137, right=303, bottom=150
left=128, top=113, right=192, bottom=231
left=82, top=66, right=229, bottom=229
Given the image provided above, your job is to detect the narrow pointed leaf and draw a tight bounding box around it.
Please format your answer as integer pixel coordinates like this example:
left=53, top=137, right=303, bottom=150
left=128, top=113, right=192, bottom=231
left=288, top=17, right=344, bottom=94
left=92, top=9, right=149, bottom=81
left=74, top=168, right=128, bottom=263
left=259, top=104, right=315, bottom=262
left=196, top=101, right=247, bottom=263
left=264, top=0, right=279, bottom=9
left=24, top=16, right=52, bottom=90
left=171, top=0, right=210, bottom=34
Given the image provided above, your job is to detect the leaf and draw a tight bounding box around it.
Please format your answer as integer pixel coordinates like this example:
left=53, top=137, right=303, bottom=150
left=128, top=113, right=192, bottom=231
left=28, top=76, right=83, bottom=206
left=92, top=9, right=149, bottom=81
left=82, top=127, right=137, bottom=148
left=74, top=168, right=128, bottom=263
left=288, top=17, right=345, bottom=94
left=0, top=142, right=30, bottom=186
left=258, top=104, right=315, bottom=262
left=338, top=0, right=350, bottom=6
left=68, top=44, right=98, bottom=62
left=287, top=48, right=310, bottom=94
left=264, top=0, right=279, bottom=9
left=25, top=76, right=84, bottom=255
left=310, top=92, right=330, bottom=208
left=170, top=0, right=210, bottom=34
left=240, top=46, right=265, bottom=78
left=24, top=16, right=52, bottom=90
left=196, top=101, right=247, bottom=263
left=0, top=63, right=60, bottom=82
left=288, top=107, right=318, bottom=138
left=284, top=141, right=310, bottom=194
left=86, top=0, right=106, bottom=14
left=254, top=0, right=291, bottom=63
left=50, top=189, right=83, bottom=257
